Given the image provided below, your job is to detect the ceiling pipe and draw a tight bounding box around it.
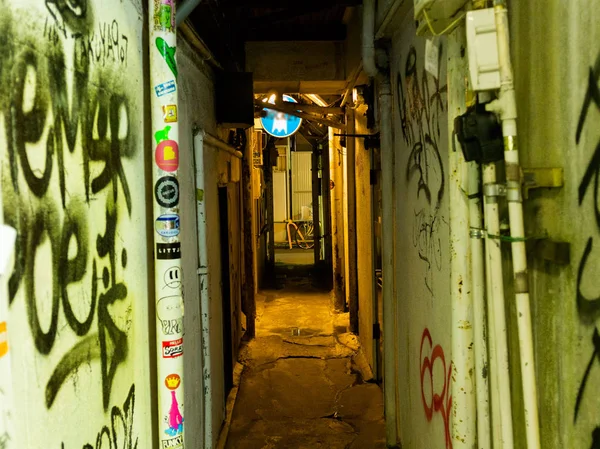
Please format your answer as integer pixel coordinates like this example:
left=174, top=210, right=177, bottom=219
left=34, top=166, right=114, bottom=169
left=176, top=0, right=202, bottom=26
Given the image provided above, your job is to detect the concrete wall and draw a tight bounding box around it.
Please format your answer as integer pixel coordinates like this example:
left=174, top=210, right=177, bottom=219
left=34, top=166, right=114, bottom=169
left=0, top=0, right=153, bottom=447
left=177, top=34, right=219, bottom=448
left=391, top=14, right=452, bottom=449
left=509, top=1, right=600, bottom=447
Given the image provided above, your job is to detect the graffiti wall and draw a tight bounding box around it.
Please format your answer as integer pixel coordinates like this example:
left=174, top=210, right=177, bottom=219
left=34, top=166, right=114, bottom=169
left=391, top=13, right=452, bottom=449
left=509, top=1, right=600, bottom=447
left=0, top=0, right=152, bottom=446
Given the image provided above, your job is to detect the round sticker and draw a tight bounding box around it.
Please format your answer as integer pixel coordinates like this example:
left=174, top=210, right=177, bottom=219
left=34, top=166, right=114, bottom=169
left=155, top=176, right=179, bottom=208
left=155, top=140, right=179, bottom=172
left=156, top=214, right=180, bottom=237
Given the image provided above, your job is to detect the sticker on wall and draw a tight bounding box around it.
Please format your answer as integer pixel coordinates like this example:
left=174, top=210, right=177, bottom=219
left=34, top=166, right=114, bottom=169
left=0, top=321, right=7, bottom=358
left=155, top=176, right=179, bottom=208
left=165, top=373, right=181, bottom=390
left=163, top=104, right=178, bottom=123
left=157, top=242, right=181, bottom=260
left=164, top=380, right=184, bottom=436
left=162, top=338, right=184, bottom=358
left=155, top=140, right=180, bottom=172
left=156, top=37, right=178, bottom=79
left=161, top=435, right=183, bottom=449
left=164, top=266, right=182, bottom=289
left=154, top=0, right=175, bottom=31
left=157, top=295, right=184, bottom=335
left=155, top=80, right=176, bottom=97
left=156, top=214, right=180, bottom=238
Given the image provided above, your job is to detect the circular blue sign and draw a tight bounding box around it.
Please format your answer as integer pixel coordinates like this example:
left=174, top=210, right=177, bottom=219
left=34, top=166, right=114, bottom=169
left=260, top=94, right=302, bottom=138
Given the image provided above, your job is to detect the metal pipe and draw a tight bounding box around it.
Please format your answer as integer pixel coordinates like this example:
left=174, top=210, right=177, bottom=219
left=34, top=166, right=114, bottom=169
left=492, top=5, right=541, bottom=447
left=193, top=132, right=214, bottom=447
left=379, top=75, right=398, bottom=446
left=483, top=163, right=514, bottom=449
left=179, top=21, right=222, bottom=70
left=375, top=0, right=404, bottom=39
left=362, top=0, right=378, bottom=78
left=468, top=162, right=491, bottom=449
left=176, top=0, right=202, bottom=26
left=203, top=132, right=243, bottom=159
left=149, top=1, right=185, bottom=446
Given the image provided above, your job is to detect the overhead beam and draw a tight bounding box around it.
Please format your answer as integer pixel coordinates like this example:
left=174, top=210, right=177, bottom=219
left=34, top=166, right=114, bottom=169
left=256, top=99, right=344, bottom=116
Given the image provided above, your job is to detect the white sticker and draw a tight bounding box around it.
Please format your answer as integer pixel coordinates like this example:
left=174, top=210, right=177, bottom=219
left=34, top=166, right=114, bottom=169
left=425, top=38, right=439, bottom=77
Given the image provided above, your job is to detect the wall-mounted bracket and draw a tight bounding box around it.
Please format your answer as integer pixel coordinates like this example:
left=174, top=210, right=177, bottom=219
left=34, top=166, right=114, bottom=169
left=527, top=238, right=571, bottom=265
left=334, top=133, right=380, bottom=150
left=522, top=167, right=564, bottom=199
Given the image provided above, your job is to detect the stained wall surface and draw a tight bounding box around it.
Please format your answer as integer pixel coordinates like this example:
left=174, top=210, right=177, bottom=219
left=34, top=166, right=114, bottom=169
left=0, top=0, right=153, bottom=447
left=390, top=13, right=453, bottom=449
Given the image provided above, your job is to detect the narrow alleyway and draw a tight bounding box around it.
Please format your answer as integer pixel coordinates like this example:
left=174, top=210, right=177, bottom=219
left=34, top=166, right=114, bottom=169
left=224, top=276, right=386, bottom=448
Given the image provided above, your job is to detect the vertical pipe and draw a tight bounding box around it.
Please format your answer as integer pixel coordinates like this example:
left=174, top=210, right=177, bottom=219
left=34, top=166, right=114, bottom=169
left=449, top=151, right=476, bottom=449
left=241, top=132, right=256, bottom=339
left=330, top=128, right=346, bottom=311
left=193, top=132, right=213, bottom=447
left=149, top=2, right=185, bottom=447
left=483, top=163, right=514, bottom=448
left=494, top=5, right=541, bottom=448
left=379, top=76, right=398, bottom=446
left=346, top=110, right=359, bottom=333
left=469, top=163, right=491, bottom=449
left=0, top=182, right=16, bottom=449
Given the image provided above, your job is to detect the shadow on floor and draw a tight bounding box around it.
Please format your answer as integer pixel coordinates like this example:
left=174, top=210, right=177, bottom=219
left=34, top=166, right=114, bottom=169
left=224, top=283, right=386, bottom=449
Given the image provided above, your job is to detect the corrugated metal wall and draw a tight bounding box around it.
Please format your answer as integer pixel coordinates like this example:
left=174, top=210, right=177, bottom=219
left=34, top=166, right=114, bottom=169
left=292, top=152, right=313, bottom=220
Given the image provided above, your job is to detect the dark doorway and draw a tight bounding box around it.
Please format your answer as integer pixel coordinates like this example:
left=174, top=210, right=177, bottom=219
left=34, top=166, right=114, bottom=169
left=218, top=186, right=234, bottom=398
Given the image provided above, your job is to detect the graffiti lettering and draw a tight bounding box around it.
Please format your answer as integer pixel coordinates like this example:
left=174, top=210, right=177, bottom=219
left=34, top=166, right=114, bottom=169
left=61, top=384, right=138, bottom=449
left=1, top=6, right=136, bottom=412
left=420, top=328, right=452, bottom=449
left=413, top=209, right=446, bottom=295
left=397, top=46, right=447, bottom=209
left=574, top=52, right=600, bottom=448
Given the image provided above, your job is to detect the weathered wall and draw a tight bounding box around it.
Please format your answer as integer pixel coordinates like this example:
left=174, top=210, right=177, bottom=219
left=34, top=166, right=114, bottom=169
left=391, top=13, right=452, bottom=449
left=0, top=0, right=152, bottom=447
left=177, top=34, right=219, bottom=448
left=509, top=1, right=600, bottom=447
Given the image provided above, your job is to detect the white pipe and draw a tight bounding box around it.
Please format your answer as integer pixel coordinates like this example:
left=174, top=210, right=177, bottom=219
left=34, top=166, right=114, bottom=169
left=449, top=156, right=476, bottom=448
left=362, top=0, right=378, bottom=78
left=482, top=163, right=514, bottom=448
left=194, top=132, right=214, bottom=448
left=490, top=5, right=541, bottom=448
left=468, top=162, right=491, bottom=449
left=379, top=75, right=398, bottom=447
left=149, top=2, right=185, bottom=446
left=202, top=131, right=243, bottom=159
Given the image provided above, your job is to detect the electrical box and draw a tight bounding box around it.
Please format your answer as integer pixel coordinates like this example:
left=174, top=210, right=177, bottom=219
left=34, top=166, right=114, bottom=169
left=414, top=0, right=467, bottom=36
left=466, top=8, right=501, bottom=91
left=216, top=72, right=255, bottom=129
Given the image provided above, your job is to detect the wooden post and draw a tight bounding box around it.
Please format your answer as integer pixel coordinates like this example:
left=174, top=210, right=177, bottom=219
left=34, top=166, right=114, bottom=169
left=346, top=110, right=359, bottom=333
left=241, top=131, right=256, bottom=339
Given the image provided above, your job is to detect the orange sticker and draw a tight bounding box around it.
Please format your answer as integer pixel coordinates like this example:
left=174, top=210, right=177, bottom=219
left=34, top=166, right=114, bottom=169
left=165, top=373, right=181, bottom=390
left=0, top=322, right=8, bottom=358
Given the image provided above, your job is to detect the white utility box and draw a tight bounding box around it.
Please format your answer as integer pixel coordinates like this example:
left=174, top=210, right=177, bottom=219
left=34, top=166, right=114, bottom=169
left=414, top=0, right=467, bottom=36
left=466, top=8, right=501, bottom=91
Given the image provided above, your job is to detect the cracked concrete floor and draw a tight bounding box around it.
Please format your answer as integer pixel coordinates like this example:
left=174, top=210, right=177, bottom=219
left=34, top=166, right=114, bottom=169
left=225, top=282, right=386, bottom=449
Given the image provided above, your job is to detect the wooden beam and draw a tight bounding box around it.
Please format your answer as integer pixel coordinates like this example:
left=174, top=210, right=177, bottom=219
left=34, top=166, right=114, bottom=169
left=257, top=99, right=343, bottom=116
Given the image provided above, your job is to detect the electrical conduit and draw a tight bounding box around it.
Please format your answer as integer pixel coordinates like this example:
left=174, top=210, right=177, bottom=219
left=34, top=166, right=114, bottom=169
left=149, top=2, right=185, bottom=447
left=362, top=0, right=397, bottom=444
left=486, top=3, right=541, bottom=448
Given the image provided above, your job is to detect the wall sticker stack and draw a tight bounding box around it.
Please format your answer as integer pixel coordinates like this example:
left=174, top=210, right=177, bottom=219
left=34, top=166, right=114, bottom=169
left=150, top=0, right=185, bottom=448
